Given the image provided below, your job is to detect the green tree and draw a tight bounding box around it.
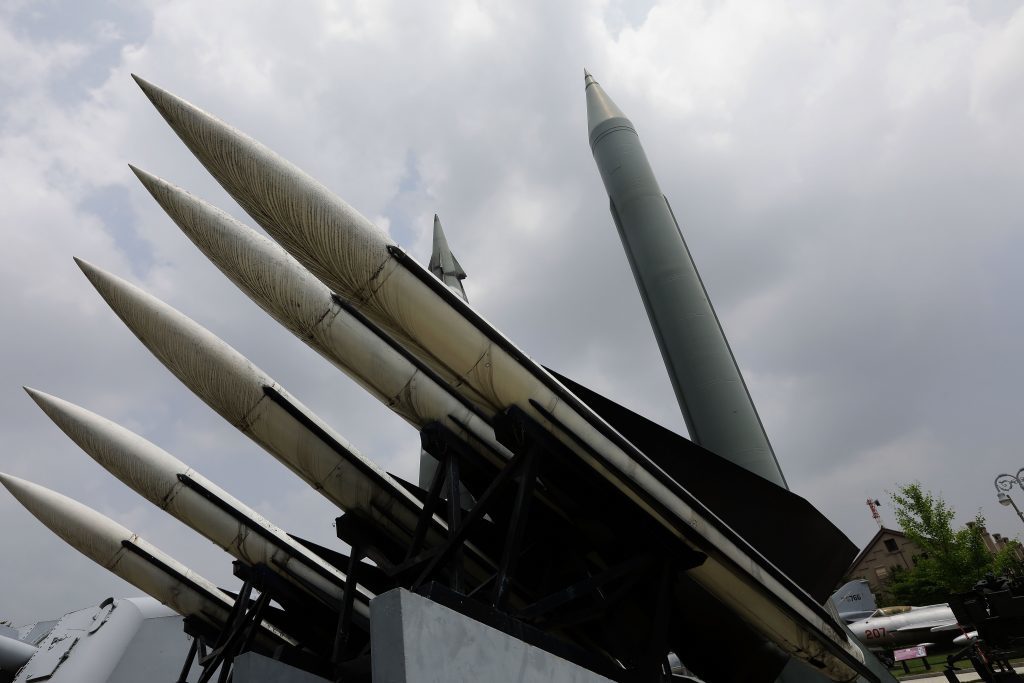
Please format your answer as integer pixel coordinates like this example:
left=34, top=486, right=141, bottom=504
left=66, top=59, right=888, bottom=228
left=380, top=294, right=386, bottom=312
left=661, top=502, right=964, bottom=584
left=885, top=483, right=999, bottom=604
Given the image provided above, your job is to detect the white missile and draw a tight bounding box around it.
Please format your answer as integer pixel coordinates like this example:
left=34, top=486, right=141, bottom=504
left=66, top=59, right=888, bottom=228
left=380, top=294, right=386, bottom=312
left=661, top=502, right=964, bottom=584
left=0, top=473, right=293, bottom=646
left=127, top=166, right=506, bottom=472
left=0, top=633, right=37, bottom=672
left=24, top=387, right=371, bottom=617
left=73, top=257, right=426, bottom=543
left=133, top=76, right=868, bottom=679
left=73, top=258, right=494, bottom=578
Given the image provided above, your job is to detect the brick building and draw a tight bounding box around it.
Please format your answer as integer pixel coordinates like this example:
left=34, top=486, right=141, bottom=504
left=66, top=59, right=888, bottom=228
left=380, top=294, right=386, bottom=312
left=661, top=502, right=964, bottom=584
left=845, top=527, right=920, bottom=594
left=846, top=525, right=1024, bottom=595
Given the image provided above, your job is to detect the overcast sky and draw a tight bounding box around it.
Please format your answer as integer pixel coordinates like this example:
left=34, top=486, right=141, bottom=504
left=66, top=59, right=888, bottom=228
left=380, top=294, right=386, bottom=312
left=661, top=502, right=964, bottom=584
left=1, top=0, right=1023, bottom=626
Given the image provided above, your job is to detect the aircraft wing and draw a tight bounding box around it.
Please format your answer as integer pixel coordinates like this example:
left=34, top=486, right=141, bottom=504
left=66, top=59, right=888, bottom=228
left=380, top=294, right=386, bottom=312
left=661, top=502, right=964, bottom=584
left=891, top=620, right=958, bottom=633
left=928, top=622, right=965, bottom=633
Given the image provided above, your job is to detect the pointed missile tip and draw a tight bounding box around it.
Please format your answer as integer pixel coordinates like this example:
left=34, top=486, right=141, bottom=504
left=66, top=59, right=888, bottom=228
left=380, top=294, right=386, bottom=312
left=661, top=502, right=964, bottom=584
left=131, top=73, right=157, bottom=97
left=22, top=385, right=46, bottom=405
left=130, top=74, right=180, bottom=120
left=0, top=471, right=28, bottom=497
left=128, top=164, right=165, bottom=196
left=585, top=72, right=628, bottom=136
left=73, top=257, right=112, bottom=295
left=22, top=386, right=63, bottom=416
left=72, top=255, right=96, bottom=278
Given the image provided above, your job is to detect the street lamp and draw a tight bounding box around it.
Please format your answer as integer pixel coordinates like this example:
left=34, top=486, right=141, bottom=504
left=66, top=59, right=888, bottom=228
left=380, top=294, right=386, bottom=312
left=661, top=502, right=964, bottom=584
left=994, top=470, right=1024, bottom=526
left=998, top=492, right=1024, bottom=525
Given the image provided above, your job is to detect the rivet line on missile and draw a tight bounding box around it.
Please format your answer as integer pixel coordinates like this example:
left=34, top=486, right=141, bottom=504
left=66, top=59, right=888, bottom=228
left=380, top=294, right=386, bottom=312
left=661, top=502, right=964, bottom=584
left=327, top=293, right=488, bottom=424
left=118, top=539, right=227, bottom=611
left=259, top=385, right=419, bottom=507
left=117, top=539, right=296, bottom=645
left=174, top=472, right=350, bottom=592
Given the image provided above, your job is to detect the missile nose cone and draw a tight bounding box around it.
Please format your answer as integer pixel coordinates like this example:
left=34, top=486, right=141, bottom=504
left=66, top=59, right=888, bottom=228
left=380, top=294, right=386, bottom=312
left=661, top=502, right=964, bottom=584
left=23, top=385, right=49, bottom=406
left=74, top=256, right=103, bottom=286
left=584, top=70, right=629, bottom=140
left=129, top=165, right=183, bottom=212
left=0, top=471, right=24, bottom=496
left=128, top=163, right=158, bottom=188
left=23, top=386, right=68, bottom=422
left=75, top=257, right=132, bottom=315
left=428, top=214, right=468, bottom=301
left=131, top=74, right=179, bottom=121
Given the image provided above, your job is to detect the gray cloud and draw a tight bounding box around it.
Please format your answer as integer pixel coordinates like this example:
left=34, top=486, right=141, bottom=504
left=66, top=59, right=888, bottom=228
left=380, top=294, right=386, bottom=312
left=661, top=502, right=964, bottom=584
left=1, top=0, right=1023, bottom=625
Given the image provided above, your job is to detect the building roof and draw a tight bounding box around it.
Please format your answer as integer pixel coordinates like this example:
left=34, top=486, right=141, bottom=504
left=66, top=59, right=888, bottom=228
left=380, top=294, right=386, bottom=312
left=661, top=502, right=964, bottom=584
left=846, top=527, right=910, bottom=574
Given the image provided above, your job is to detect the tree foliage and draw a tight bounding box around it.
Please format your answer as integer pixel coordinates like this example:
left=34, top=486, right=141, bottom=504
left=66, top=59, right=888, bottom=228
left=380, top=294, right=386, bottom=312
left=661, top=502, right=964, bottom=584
left=881, top=482, right=1020, bottom=605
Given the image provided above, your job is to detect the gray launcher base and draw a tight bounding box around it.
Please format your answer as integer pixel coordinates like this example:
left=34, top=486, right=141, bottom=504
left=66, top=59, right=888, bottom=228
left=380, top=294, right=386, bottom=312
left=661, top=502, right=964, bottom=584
left=232, top=651, right=330, bottom=682
left=370, top=588, right=613, bottom=683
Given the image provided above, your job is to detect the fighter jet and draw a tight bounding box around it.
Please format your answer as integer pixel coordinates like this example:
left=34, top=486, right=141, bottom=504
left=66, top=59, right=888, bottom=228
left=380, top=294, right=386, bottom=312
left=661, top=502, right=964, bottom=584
left=848, top=603, right=965, bottom=652
left=831, top=580, right=877, bottom=623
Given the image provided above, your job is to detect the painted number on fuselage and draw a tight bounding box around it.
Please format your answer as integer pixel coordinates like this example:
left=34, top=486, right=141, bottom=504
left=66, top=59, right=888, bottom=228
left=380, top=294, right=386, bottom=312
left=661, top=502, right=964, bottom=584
left=865, top=627, right=887, bottom=640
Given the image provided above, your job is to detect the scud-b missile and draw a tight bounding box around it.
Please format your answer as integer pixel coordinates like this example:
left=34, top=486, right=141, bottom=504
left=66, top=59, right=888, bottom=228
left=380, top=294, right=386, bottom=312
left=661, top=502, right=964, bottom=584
left=24, top=387, right=372, bottom=617
left=0, top=473, right=294, bottom=648
left=584, top=71, right=785, bottom=488
left=131, top=76, right=870, bottom=680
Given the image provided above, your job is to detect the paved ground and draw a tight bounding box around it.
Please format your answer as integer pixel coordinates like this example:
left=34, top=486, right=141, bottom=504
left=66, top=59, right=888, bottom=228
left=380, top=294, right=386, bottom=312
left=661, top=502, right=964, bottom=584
left=901, top=663, right=1024, bottom=682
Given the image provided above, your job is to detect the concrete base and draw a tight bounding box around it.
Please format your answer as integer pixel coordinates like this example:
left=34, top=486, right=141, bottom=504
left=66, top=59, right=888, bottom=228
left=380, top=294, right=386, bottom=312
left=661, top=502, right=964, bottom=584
left=370, top=588, right=612, bottom=683
left=232, top=652, right=329, bottom=682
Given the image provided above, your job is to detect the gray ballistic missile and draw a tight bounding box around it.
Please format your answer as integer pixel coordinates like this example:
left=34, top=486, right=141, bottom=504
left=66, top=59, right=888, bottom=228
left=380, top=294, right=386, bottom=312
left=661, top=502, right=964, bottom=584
left=24, top=388, right=371, bottom=617
left=0, top=473, right=293, bottom=645
left=585, top=71, right=785, bottom=489
left=133, top=78, right=866, bottom=678
left=428, top=215, right=468, bottom=301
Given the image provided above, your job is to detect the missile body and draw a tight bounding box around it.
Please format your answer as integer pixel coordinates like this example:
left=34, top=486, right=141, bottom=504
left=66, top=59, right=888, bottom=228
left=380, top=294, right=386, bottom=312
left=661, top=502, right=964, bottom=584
left=428, top=215, right=468, bottom=301
left=74, top=258, right=427, bottom=546
left=133, top=77, right=866, bottom=679
left=0, top=634, right=36, bottom=672
left=74, top=259, right=497, bottom=581
left=0, top=473, right=293, bottom=646
left=585, top=72, right=785, bottom=488
left=128, top=168, right=506, bottom=473
left=24, top=388, right=371, bottom=617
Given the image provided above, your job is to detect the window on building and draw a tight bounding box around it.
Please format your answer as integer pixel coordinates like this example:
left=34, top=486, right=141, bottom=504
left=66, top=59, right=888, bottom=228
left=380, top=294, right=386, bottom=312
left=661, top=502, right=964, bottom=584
left=884, top=539, right=899, bottom=552
left=875, top=567, right=889, bottom=580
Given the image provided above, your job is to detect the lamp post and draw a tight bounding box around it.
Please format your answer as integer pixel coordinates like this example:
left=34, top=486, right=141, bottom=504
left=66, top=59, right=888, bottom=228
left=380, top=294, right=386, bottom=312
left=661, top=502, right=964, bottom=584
left=994, top=470, right=1024, bottom=526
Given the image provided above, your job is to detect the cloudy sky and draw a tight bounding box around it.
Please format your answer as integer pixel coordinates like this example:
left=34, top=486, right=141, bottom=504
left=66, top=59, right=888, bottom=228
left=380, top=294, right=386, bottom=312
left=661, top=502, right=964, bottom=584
left=1, top=0, right=1022, bottom=625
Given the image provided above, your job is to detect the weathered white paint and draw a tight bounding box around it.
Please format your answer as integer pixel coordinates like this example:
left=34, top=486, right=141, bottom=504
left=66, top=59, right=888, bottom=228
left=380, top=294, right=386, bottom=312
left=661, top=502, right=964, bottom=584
left=24, top=388, right=371, bottom=616
left=0, top=474, right=292, bottom=646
